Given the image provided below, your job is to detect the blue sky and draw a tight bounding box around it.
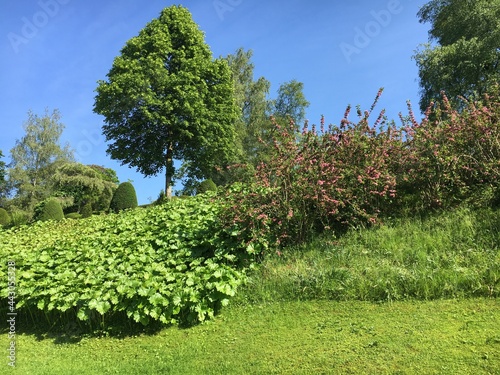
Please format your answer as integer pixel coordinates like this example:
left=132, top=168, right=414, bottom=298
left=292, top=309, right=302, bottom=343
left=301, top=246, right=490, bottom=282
left=1, top=0, right=429, bottom=204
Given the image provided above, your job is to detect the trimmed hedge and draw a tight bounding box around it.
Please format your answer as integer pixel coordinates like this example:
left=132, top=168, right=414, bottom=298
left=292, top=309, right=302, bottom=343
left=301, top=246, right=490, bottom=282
left=110, top=182, right=138, bottom=212
left=197, top=179, right=217, bottom=195
left=38, top=199, right=64, bottom=222
left=0, top=208, right=11, bottom=227
left=81, top=202, right=93, bottom=218
left=9, top=209, right=31, bottom=227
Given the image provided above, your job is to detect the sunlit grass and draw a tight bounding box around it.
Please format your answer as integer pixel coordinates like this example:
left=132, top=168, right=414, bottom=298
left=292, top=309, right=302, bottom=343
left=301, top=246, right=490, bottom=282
left=235, top=207, right=500, bottom=304
left=2, top=299, right=499, bottom=374
left=1, top=206, right=499, bottom=374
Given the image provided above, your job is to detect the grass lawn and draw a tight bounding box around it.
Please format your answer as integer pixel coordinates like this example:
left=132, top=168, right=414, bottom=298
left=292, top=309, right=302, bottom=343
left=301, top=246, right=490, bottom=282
left=2, top=206, right=499, bottom=374
left=2, top=298, right=499, bottom=374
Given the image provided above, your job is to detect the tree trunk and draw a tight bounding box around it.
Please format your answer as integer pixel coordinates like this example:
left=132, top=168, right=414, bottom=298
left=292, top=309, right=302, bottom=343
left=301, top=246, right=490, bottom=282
left=165, top=142, right=173, bottom=198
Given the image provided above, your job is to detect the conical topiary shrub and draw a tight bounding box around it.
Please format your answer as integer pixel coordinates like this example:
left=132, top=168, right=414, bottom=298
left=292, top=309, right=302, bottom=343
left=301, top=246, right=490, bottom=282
left=0, top=208, right=11, bottom=228
left=110, top=181, right=138, bottom=212
left=81, top=202, right=93, bottom=218
left=197, top=179, right=217, bottom=195
left=38, top=199, right=64, bottom=222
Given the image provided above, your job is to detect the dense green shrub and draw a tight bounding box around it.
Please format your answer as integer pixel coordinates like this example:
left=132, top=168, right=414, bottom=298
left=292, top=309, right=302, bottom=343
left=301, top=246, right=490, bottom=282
left=9, top=208, right=31, bottom=227
left=81, top=202, right=93, bottom=218
left=0, top=193, right=255, bottom=329
left=197, top=179, right=217, bottom=195
left=395, top=86, right=500, bottom=213
left=0, top=208, right=11, bottom=227
left=53, top=163, right=117, bottom=213
left=65, top=212, right=82, bottom=220
left=110, top=182, right=138, bottom=212
left=34, top=197, right=70, bottom=221
left=37, top=199, right=64, bottom=222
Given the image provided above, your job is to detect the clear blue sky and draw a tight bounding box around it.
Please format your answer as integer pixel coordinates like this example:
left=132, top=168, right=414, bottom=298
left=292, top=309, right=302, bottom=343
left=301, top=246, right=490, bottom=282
left=1, top=0, right=430, bottom=204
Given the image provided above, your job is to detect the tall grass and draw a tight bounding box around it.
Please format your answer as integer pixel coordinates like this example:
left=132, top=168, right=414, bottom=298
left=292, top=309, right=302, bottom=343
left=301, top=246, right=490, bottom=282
left=235, top=207, right=500, bottom=304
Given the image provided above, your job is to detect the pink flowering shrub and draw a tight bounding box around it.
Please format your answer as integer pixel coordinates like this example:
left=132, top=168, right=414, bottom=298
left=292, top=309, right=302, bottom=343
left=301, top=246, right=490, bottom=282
left=221, top=90, right=403, bottom=247
left=221, top=85, right=500, bottom=251
left=397, top=85, right=500, bottom=212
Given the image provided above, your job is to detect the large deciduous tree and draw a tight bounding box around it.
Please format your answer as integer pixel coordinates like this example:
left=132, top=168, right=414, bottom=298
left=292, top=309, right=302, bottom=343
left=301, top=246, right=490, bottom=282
left=225, top=51, right=309, bottom=165
left=226, top=48, right=271, bottom=165
left=0, top=150, right=7, bottom=204
left=414, top=0, right=500, bottom=112
left=271, top=79, right=310, bottom=126
left=8, top=109, right=73, bottom=209
left=94, top=5, right=238, bottom=198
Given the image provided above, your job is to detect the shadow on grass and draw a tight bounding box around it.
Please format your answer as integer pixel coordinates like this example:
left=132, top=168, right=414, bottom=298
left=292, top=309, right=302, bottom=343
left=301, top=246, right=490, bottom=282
left=0, top=306, right=170, bottom=344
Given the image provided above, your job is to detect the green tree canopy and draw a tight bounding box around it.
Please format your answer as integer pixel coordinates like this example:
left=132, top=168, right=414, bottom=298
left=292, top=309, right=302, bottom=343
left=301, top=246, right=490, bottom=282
left=0, top=150, right=5, bottom=185
left=173, top=49, right=311, bottom=193
left=53, top=163, right=118, bottom=213
left=226, top=48, right=272, bottom=164
left=0, top=150, right=7, bottom=201
left=177, top=47, right=274, bottom=189
left=8, top=109, right=74, bottom=209
left=414, top=0, right=500, bottom=112
left=94, top=5, right=238, bottom=198
left=271, top=79, right=310, bottom=126
left=88, top=164, right=119, bottom=184
left=178, top=48, right=272, bottom=192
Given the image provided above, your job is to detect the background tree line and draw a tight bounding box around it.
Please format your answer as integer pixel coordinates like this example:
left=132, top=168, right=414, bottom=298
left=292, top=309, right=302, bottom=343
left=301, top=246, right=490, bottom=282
left=0, top=109, right=126, bottom=225
left=2, top=1, right=498, bottom=225
left=414, top=0, right=500, bottom=112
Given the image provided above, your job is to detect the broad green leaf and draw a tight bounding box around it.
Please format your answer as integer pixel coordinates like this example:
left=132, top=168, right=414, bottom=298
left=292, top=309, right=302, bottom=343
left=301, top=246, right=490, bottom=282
left=173, top=295, right=182, bottom=306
